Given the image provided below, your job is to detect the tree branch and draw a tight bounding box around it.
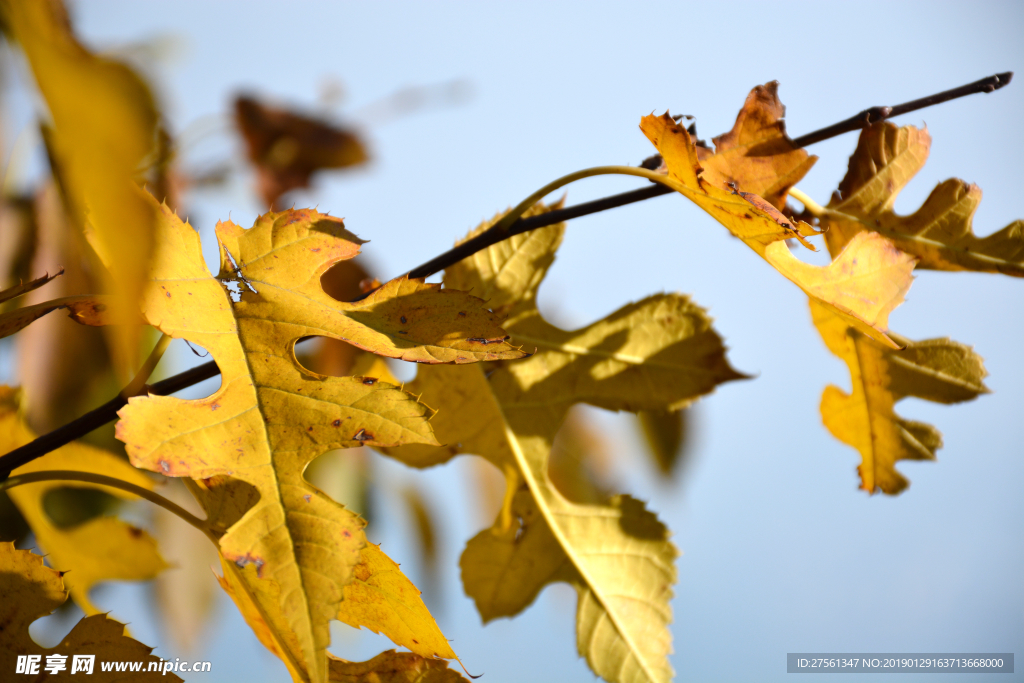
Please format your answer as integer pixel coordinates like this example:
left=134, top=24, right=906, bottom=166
left=0, top=72, right=1012, bottom=479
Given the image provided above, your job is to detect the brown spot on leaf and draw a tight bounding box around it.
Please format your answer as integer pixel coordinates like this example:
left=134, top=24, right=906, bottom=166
left=127, top=526, right=143, bottom=539
left=303, top=494, right=312, bottom=503
left=353, top=428, right=371, bottom=442
left=400, top=316, right=407, bottom=324
left=158, top=459, right=170, bottom=473
left=362, top=377, right=377, bottom=385
left=332, top=419, right=342, bottom=427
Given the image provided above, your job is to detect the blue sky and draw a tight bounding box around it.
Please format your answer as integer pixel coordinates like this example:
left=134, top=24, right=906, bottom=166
left=5, top=2, right=1023, bottom=681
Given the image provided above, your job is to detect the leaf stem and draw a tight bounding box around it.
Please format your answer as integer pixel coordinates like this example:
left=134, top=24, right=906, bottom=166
left=488, top=166, right=674, bottom=237
left=0, top=469, right=220, bottom=545
left=122, top=333, right=171, bottom=398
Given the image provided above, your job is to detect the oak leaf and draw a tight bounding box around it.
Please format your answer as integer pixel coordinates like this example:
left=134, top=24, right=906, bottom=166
left=0, top=387, right=167, bottom=616
left=0, top=542, right=180, bottom=682
left=116, top=200, right=497, bottom=682
left=640, top=99, right=915, bottom=349
left=384, top=207, right=744, bottom=683
left=0, top=0, right=159, bottom=371
left=822, top=122, right=1024, bottom=276
left=811, top=299, right=990, bottom=494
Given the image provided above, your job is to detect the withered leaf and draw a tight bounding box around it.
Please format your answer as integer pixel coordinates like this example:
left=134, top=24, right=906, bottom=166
left=235, top=95, right=369, bottom=209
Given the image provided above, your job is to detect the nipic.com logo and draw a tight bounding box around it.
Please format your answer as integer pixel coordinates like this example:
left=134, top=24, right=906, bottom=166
left=15, top=654, right=213, bottom=676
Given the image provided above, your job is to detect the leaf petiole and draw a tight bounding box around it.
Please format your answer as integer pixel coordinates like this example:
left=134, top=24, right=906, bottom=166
left=122, top=333, right=172, bottom=398
left=489, top=165, right=676, bottom=236
left=0, top=469, right=220, bottom=546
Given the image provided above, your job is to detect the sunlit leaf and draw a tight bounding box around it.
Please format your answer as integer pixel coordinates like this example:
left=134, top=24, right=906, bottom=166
left=116, top=200, right=493, bottom=682
left=640, top=101, right=915, bottom=349
left=385, top=206, right=743, bottom=683
left=821, top=122, right=1024, bottom=276
left=811, top=299, right=990, bottom=494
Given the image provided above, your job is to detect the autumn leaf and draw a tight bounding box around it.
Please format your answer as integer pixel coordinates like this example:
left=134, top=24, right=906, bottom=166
left=640, top=95, right=916, bottom=348
left=811, top=299, right=990, bottom=494
left=0, top=295, right=120, bottom=340
left=700, top=81, right=818, bottom=209
left=0, top=0, right=159, bottom=373
left=0, top=542, right=180, bottom=682
left=819, top=122, right=1024, bottom=276
left=337, top=543, right=456, bottom=661
left=327, top=650, right=468, bottom=683
left=0, top=387, right=167, bottom=616
left=384, top=206, right=744, bottom=683
left=116, top=200, right=497, bottom=682
left=235, top=95, right=369, bottom=209
left=0, top=266, right=121, bottom=339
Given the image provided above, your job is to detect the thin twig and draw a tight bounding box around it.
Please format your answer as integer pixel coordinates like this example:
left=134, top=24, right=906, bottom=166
left=791, top=72, right=1012, bottom=148
left=0, top=72, right=1012, bottom=479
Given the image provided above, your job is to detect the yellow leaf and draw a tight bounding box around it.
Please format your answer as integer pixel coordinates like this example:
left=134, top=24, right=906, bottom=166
left=385, top=209, right=743, bottom=683
left=116, top=201, right=491, bottom=682
left=328, top=650, right=468, bottom=683
left=337, top=544, right=456, bottom=660
left=640, top=110, right=916, bottom=348
left=0, top=0, right=159, bottom=373
left=821, top=122, right=1024, bottom=276
left=811, top=299, right=990, bottom=494
left=0, top=387, right=167, bottom=616
left=0, top=542, right=180, bottom=682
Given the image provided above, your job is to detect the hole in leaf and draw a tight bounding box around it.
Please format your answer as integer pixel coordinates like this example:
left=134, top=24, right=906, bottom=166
left=320, top=257, right=372, bottom=303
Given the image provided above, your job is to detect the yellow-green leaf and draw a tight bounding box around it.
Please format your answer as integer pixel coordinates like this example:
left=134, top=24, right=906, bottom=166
left=386, top=208, right=742, bottom=683
left=811, top=299, right=990, bottom=494
left=822, top=122, right=1024, bottom=276
left=640, top=110, right=916, bottom=349
left=0, top=0, right=159, bottom=373
left=0, top=542, right=180, bottom=682
left=116, top=201, right=488, bottom=683
left=0, top=387, right=167, bottom=616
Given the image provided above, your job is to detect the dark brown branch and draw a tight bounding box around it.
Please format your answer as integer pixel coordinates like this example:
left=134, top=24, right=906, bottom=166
left=0, top=72, right=1012, bottom=479
left=791, top=72, right=1012, bottom=148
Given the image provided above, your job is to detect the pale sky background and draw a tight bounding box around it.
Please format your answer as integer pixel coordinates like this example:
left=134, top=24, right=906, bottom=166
left=3, top=2, right=1023, bottom=682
